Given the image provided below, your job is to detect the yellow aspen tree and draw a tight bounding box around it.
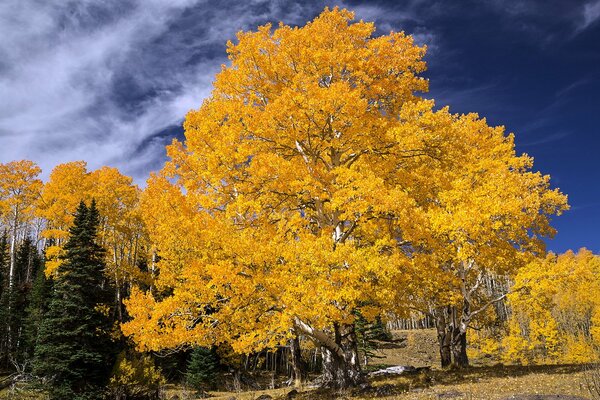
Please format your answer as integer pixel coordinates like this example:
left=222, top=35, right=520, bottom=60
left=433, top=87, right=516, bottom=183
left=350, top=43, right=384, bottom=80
left=413, top=112, right=568, bottom=367
left=505, top=249, right=600, bottom=364
left=124, top=8, right=431, bottom=389
left=122, top=7, right=567, bottom=386
left=367, top=103, right=567, bottom=367
left=0, top=160, right=42, bottom=354
left=36, top=161, right=93, bottom=275
left=0, top=160, right=43, bottom=289
left=90, top=166, right=145, bottom=321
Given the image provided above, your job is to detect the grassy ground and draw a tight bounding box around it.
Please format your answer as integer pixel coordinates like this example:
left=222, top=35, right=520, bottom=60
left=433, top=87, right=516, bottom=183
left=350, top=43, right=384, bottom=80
left=371, top=329, right=441, bottom=368
left=196, top=330, right=593, bottom=400
left=186, top=364, right=589, bottom=400
left=3, top=365, right=592, bottom=400
left=2, top=330, right=596, bottom=399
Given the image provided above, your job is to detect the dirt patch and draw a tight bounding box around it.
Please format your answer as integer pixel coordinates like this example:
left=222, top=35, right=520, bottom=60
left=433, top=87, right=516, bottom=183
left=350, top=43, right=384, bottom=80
left=372, top=329, right=439, bottom=368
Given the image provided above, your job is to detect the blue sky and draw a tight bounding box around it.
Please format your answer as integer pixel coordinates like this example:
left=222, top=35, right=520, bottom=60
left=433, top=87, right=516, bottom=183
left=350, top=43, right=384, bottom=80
left=0, top=0, right=598, bottom=253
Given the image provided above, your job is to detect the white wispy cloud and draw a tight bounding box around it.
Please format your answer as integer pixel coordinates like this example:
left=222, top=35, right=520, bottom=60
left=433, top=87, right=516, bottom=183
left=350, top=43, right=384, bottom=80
left=0, top=0, right=209, bottom=181
left=519, top=131, right=572, bottom=147
left=2, top=0, right=589, bottom=185
left=486, top=0, right=600, bottom=41
left=579, top=0, right=600, bottom=32
left=0, top=0, right=327, bottom=182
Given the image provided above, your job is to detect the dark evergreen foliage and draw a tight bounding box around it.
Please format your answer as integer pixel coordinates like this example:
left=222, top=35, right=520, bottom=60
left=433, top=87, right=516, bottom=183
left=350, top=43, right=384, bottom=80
left=33, top=200, right=115, bottom=399
left=0, top=231, right=8, bottom=294
left=21, top=261, right=52, bottom=366
left=355, top=313, right=391, bottom=366
left=8, top=238, right=43, bottom=366
left=0, top=234, right=42, bottom=370
left=186, top=347, right=219, bottom=393
left=0, top=231, right=10, bottom=370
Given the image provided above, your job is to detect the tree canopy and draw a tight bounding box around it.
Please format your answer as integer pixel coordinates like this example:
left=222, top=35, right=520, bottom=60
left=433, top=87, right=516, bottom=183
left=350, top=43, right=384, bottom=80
left=122, top=7, right=567, bottom=386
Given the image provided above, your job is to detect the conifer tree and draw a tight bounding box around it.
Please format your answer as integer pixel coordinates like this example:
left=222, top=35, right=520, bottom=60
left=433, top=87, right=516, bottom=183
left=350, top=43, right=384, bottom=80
left=4, top=237, right=42, bottom=369
left=0, top=232, right=12, bottom=369
left=354, top=313, right=390, bottom=366
left=21, top=260, right=52, bottom=367
left=186, top=347, right=219, bottom=393
left=34, top=200, right=114, bottom=399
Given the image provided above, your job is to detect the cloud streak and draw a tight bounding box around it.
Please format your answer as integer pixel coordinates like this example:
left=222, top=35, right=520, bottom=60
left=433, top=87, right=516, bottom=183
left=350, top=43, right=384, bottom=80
left=0, top=0, right=210, bottom=181
left=0, top=0, right=597, bottom=184
left=580, top=0, right=600, bottom=32
left=0, top=0, right=329, bottom=182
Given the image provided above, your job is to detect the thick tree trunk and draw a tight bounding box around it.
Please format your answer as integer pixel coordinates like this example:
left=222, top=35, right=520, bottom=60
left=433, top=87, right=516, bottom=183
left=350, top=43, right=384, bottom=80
left=288, top=335, right=306, bottom=387
left=451, top=299, right=470, bottom=368
left=451, top=329, right=469, bottom=368
left=321, top=348, right=362, bottom=389
left=294, top=318, right=363, bottom=389
left=434, top=305, right=470, bottom=369
left=321, top=348, right=351, bottom=389
left=434, top=307, right=452, bottom=368
left=321, top=323, right=363, bottom=389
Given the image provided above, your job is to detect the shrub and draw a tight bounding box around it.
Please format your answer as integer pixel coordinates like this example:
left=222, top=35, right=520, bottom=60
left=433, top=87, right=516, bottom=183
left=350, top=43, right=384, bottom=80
left=109, top=351, right=165, bottom=400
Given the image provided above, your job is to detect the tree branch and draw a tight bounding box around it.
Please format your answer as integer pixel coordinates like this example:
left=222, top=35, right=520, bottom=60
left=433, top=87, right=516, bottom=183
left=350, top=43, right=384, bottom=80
left=293, top=317, right=344, bottom=359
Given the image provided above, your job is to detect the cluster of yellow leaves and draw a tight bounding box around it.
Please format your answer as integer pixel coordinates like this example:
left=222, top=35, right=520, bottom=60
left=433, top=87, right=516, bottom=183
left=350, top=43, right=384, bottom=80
left=36, top=161, right=147, bottom=286
left=36, top=161, right=91, bottom=243
left=0, top=160, right=43, bottom=236
left=468, top=330, right=503, bottom=361
left=503, top=249, right=600, bottom=364
left=395, top=104, right=567, bottom=316
left=122, top=7, right=567, bottom=356
left=109, top=351, right=165, bottom=397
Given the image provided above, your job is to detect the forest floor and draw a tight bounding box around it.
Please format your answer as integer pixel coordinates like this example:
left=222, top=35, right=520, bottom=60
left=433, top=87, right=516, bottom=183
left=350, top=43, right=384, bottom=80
left=186, top=364, right=591, bottom=400
left=162, top=330, right=595, bottom=400
left=1, top=330, right=596, bottom=399
left=2, top=364, right=591, bottom=400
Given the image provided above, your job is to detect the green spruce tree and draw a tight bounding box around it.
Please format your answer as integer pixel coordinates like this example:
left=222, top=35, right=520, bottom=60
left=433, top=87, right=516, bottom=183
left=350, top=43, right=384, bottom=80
left=6, top=237, right=43, bottom=369
left=0, top=231, right=11, bottom=369
left=186, top=347, right=219, bottom=393
left=354, top=312, right=390, bottom=367
left=34, top=200, right=115, bottom=399
left=21, top=257, right=52, bottom=368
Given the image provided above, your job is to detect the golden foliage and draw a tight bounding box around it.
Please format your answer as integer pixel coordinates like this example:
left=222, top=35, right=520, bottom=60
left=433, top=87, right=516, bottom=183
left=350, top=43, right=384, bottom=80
left=123, top=7, right=567, bottom=358
left=0, top=160, right=43, bottom=233
left=124, top=7, right=430, bottom=352
left=504, top=249, right=600, bottom=364
left=37, top=161, right=147, bottom=283
left=109, top=351, right=165, bottom=398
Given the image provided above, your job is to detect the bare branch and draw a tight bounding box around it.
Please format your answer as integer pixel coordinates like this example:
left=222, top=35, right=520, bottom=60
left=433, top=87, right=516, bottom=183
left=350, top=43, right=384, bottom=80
left=469, top=292, right=509, bottom=320
left=293, top=317, right=344, bottom=359
left=337, top=219, right=359, bottom=244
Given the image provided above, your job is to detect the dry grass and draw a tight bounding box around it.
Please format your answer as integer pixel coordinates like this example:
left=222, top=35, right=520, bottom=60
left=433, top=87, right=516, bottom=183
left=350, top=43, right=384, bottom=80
left=196, top=329, right=591, bottom=400
left=139, top=330, right=595, bottom=399
left=370, top=329, right=440, bottom=369
left=2, top=366, right=591, bottom=400
left=1, top=330, right=593, bottom=399
left=193, top=365, right=589, bottom=400
left=583, top=363, right=600, bottom=399
left=364, top=364, right=589, bottom=400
